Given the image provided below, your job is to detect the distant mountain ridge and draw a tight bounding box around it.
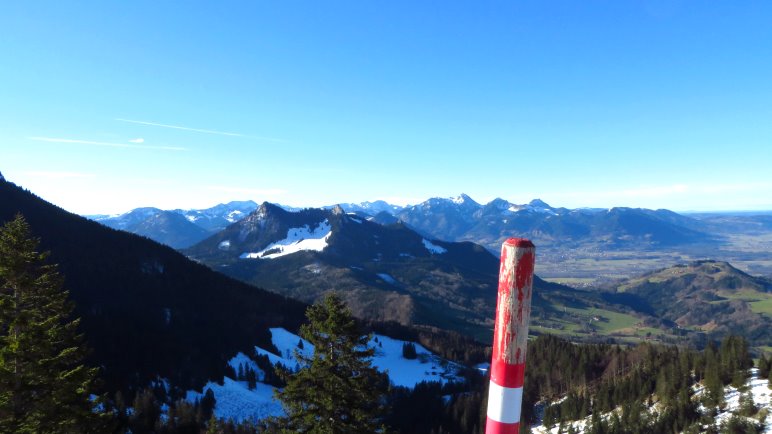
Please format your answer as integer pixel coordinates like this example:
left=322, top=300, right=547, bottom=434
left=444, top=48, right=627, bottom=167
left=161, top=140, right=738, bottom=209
left=391, top=195, right=714, bottom=252
left=87, top=200, right=261, bottom=248
left=85, top=194, right=716, bottom=254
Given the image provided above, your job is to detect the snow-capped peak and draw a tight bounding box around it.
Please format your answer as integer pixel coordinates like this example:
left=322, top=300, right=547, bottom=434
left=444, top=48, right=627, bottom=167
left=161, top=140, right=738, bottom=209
left=451, top=193, right=476, bottom=205
left=451, top=194, right=467, bottom=204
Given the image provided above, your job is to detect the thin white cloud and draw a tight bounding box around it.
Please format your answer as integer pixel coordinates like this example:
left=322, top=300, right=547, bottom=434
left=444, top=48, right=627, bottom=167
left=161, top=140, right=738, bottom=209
left=27, top=136, right=186, bottom=151
left=205, top=186, right=287, bottom=196
left=24, top=171, right=95, bottom=179
left=128, top=138, right=145, bottom=144
left=115, top=118, right=286, bottom=143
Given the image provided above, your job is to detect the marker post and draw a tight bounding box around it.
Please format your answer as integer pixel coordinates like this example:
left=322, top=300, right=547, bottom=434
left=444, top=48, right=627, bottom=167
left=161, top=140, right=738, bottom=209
left=485, top=238, right=536, bottom=434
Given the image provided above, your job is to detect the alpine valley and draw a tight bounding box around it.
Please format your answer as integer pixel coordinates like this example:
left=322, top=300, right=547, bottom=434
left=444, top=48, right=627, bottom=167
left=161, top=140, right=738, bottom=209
left=3, top=174, right=771, bottom=433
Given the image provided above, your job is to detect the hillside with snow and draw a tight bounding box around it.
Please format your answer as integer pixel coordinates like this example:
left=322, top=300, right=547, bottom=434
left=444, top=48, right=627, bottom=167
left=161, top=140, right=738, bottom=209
left=531, top=368, right=771, bottom=434
left=185, top=327, right=463, bottom=423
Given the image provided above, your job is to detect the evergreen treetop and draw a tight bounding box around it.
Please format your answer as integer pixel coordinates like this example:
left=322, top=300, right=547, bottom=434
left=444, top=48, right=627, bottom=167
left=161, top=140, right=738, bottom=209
left=274, top=293, right=386, bottom=433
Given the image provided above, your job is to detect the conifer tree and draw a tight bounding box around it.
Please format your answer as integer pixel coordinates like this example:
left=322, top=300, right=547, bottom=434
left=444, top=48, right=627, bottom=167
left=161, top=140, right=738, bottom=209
left=0, top=214, right=104, bottom=433
left=275, top=293, right=386, bottom=433
left=402, top=342, right=418, bottom=360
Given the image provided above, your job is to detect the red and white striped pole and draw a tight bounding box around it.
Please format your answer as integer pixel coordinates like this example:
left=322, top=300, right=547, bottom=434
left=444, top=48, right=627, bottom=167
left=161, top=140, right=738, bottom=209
left=486, top=238, right=536, bottom=434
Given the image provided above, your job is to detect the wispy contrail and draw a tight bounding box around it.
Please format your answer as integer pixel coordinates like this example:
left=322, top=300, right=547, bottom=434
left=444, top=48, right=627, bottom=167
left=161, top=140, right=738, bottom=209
left=27, top=137, right=187, bottom=151
left=114, top=118, right=286, bottom=142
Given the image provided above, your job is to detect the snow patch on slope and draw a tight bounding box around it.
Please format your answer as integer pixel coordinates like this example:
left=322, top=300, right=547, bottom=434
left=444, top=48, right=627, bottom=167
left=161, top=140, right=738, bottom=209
left=187, top=327, right=464, bottom=426
left=259, top=328, right=462, bottom=388
left=377, top=273, right=398, bottom=285
left=532, top=368, right=772, bottom=434
left=422, top=239, right=447, bottom=254
left=226, top=210, right=244, bottom=222
left=228, top=352, right=263, bottom=380
left=186, top=378, right=282, bottom=423
left=240, top=220, right=332, bottom=259
left=708, top=368, right=771, bottom=432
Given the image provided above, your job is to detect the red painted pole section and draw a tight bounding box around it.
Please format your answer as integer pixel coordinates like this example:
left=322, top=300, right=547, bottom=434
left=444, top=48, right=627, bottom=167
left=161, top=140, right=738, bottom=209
left=486, top=238, right=535, bottom=434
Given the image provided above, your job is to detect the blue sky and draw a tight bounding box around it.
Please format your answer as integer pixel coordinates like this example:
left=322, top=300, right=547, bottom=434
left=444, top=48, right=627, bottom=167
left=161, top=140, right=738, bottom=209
left=2, top=1, right=771, bottom=214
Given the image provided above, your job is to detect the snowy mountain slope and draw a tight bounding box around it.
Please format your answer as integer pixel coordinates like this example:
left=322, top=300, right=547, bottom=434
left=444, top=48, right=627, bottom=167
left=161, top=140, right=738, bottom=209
left=239, top=219, right=332, bottom=259
left=259, top=327, right=463, bottom=388
left=185, top=327, right=464, bottom=423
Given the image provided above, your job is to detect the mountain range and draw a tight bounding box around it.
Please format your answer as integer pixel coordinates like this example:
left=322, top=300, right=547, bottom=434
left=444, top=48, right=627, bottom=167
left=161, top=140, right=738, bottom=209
left=3, top=172, right=769, bottom=390
left=391, top=195, right=713, bottom=251
left=178, top=199, right=771, bottom=350
left=86, top=194, right=718, bottom=254
left=87, top=201, right=260, bottom=248
left=183, top=202, right=502, bottom=338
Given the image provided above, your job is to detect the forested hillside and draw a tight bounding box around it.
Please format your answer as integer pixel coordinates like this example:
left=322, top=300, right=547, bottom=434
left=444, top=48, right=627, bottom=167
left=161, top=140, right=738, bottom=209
left=0, top=177, right=308, bottom=395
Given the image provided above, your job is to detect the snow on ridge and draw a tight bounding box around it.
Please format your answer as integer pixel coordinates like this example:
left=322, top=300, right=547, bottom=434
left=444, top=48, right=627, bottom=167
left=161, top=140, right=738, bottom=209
left=226, top=210, right=244, bottom=222
left=422, top=238, right=447, bottom=254
left=528, top=205, right=557, bottom=215
left=218, top=240, right=231, bottom=250
left=240, top=220, right=332, bottom=260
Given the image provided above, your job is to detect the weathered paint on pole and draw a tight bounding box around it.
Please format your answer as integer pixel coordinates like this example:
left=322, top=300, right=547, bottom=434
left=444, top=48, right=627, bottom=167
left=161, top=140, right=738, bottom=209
left=486, top=238, right=535, bottom=434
